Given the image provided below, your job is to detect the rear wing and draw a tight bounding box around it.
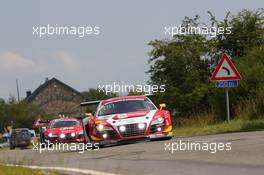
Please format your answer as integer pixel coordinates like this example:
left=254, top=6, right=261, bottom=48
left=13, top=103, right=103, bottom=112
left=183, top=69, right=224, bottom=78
left=79, top=94, right=156, bottom=113
left=80, top=94, right=155, bottom=106
left=80, top=100, right=101, bottom=106
left=80, top=100, right=101, bottom=115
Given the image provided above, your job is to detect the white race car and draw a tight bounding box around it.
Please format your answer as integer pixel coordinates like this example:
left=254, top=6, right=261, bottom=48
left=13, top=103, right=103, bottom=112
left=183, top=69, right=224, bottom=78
left=82, top=96, right=173, bottom=146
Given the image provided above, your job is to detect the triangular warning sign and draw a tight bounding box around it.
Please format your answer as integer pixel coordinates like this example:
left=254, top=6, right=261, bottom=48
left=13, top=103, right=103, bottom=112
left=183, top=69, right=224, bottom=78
left=210, top=53, right=241, bottom=81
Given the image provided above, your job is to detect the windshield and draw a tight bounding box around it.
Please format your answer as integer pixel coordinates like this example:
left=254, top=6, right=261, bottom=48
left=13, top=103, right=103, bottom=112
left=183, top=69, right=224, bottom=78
left=16, top=130, right=30, bottom=139
left=50, top=120, right=80, bottom=128
left=97, top=99, right=156, bottom=116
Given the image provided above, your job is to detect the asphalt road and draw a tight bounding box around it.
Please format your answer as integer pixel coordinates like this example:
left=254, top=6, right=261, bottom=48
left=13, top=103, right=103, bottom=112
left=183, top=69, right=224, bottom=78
left=0, top=131, right=264, bottom=175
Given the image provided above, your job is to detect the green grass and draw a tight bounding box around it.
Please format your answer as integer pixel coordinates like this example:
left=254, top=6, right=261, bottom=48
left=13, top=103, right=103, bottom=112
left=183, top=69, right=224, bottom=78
left=174, top=119, right=264, bottom=137
left=0, top=165, right=60, bottom=175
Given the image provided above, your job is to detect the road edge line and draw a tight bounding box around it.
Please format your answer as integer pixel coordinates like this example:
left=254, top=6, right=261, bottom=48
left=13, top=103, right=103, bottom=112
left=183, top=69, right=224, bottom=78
left=0, top=163, right=119, bottom=175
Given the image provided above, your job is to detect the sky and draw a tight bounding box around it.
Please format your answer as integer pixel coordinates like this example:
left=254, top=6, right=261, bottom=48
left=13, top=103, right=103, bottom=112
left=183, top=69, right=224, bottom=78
left=0, top=0, right=262, bottom=100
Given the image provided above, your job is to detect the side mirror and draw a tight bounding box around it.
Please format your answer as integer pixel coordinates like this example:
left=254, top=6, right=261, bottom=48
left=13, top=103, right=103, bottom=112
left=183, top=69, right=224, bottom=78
left=159, top=103, right=166, bottom=110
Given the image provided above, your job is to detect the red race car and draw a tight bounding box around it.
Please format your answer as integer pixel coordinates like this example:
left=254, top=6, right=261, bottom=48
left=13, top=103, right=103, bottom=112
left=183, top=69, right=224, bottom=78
left=82, top=96, right=173, bottom=146
left=43, top=117, right=84, bottom=144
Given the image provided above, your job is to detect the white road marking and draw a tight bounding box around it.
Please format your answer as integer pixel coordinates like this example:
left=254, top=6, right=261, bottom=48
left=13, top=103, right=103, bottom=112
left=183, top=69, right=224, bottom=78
left=0, top=163, right=119, bottom=175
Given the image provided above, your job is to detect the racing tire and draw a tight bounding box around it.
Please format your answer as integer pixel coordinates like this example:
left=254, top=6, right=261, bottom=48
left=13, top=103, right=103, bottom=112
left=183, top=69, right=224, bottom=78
left=40, top=139, right=48, bottom=148
left=9, top=144, right=15, bottom=150
left=41, top=143, right=47, bottom=148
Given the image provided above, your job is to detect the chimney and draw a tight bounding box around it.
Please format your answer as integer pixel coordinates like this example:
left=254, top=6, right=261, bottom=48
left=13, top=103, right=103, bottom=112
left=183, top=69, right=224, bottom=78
left=26, top=90, right=32, bottom=97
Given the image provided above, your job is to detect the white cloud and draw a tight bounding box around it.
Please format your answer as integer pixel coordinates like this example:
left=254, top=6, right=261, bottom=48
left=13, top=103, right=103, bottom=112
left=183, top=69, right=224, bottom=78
left=52, top=51, right=81, bottom=73
left=0, top=52, right=35, bottom=72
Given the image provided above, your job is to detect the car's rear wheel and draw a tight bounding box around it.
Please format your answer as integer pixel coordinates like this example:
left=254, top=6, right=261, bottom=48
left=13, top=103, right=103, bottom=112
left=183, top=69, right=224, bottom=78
left=41, top=141, right=48, bottom=148
left=9, top=143, right=15, bottom=150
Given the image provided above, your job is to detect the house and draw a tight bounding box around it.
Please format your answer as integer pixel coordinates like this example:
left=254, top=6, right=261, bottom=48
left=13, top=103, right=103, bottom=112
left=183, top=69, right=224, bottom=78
left=25, top=78, right=84, bottom=116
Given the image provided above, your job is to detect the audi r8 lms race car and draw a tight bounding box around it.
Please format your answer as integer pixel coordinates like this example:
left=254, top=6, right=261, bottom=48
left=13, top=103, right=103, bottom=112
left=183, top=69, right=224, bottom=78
left=42, top=117, right=84, bottom=144
left=82, top=96, right=173, bottom=146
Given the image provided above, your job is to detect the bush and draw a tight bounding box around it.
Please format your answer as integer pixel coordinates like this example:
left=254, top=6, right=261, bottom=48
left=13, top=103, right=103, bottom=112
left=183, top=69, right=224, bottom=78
left=0, top=97, right=45, bottom=130
left=176, top=112, right=217, bottom=127
left=235, top=88, right=264, bottom=120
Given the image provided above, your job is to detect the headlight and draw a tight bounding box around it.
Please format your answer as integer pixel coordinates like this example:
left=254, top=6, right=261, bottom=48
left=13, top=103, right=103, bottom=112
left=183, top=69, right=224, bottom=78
left=152, top=117, right=164, bottom=125
left=96, top=124, right=113, bottom=131
left=48, top=133, right=52, bottom=137
left=158, top=117, right=164, bottom=122
left=60, top=133, right=65, bottom=139
left=71, top=133, right=76, bottom=137
left=78, top=131, right=84, bottom=135
left=96, top=124, right=104, bottom=131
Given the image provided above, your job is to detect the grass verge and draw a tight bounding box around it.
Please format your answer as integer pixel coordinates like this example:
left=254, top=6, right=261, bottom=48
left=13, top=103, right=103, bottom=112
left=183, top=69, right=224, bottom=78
left=173, top=119, right=264, bottom=137
left=0, top=165, right=60, bottom=175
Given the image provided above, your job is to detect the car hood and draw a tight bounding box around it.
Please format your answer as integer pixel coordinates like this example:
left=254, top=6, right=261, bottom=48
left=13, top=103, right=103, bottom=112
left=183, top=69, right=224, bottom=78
left=98, top=110, right=150, bottom=120
left=97, top=110, right=158, bottom=127
left=45, top=126, right=83, bottom=135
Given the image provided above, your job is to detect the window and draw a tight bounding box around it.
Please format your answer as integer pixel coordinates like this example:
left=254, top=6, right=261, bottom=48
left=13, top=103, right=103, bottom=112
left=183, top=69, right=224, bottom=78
left=97, top=99, right=156, bottom=116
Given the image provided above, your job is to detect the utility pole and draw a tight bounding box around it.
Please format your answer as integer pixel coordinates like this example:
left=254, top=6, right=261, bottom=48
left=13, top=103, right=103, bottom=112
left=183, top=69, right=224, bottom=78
left=16, top=79, right=20, bottom=102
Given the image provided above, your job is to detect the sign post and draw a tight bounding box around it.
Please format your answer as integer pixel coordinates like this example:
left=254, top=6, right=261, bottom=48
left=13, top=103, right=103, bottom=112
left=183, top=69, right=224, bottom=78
left=225, top=88, right=230, bottom=121
left=210, top=53, right=241, bottom=122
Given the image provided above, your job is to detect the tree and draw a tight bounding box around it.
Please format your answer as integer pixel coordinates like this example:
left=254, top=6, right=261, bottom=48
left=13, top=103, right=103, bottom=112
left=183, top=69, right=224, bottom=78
left=148, top=17, right=212, bottom=117
left=0, top=98, right=7, bottom=133
left=148, top=9, right=264, bottom=120
left=81, top=88, right=117, bottom=101
left=231, top=46, right=264, bottom=119
left=210, top=9, right=264, bottom=58
left=81, top=88, right=117, bottom=113
left=0, top=96, right=45, bottom=131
